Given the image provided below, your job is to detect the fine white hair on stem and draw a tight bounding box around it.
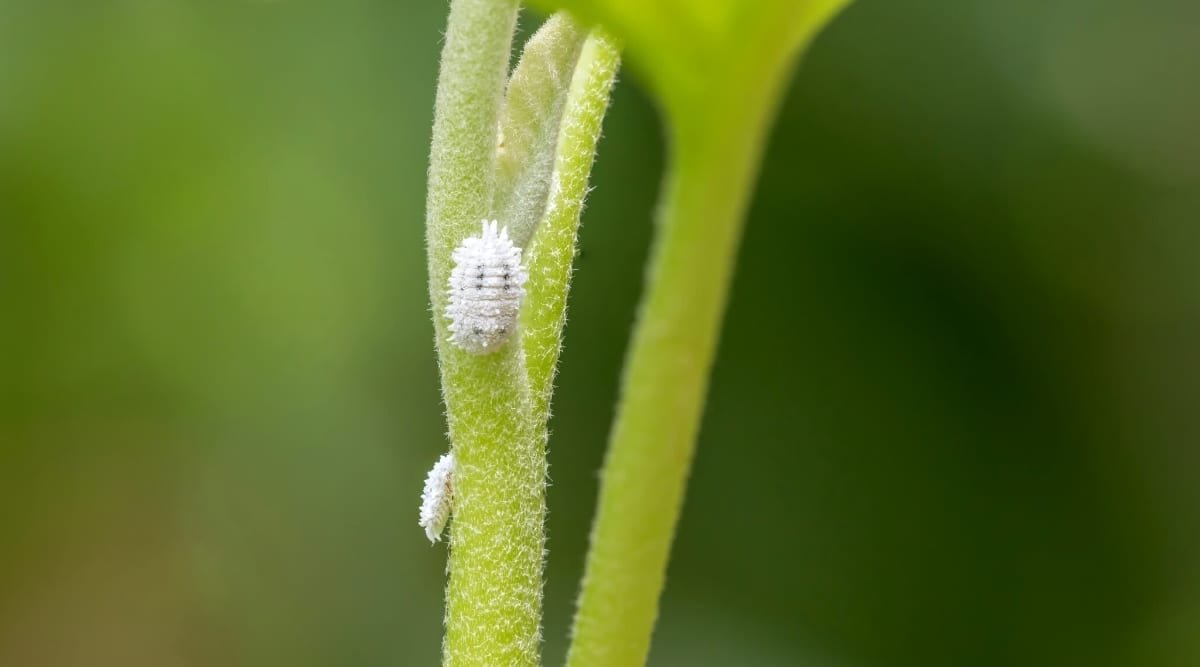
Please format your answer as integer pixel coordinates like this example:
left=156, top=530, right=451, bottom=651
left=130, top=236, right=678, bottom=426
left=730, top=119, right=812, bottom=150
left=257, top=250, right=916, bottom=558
left=419, top=452, right=456, bottom=544
left=445, top=220, right=528, bottom=354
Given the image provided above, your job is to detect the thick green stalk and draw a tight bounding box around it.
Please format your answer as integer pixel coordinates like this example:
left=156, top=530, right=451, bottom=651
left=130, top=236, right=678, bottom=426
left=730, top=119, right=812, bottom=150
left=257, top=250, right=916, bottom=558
left=565, top=60, right=794, bottom=667
left=425, top=1, right=545, bottom=666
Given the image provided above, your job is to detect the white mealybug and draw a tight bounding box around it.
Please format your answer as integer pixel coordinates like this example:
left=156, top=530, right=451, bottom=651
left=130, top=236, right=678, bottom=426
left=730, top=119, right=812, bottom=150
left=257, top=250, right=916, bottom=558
left=419, top=452, right=456, bottom=544
left=446, top=220, right=528, bottom=354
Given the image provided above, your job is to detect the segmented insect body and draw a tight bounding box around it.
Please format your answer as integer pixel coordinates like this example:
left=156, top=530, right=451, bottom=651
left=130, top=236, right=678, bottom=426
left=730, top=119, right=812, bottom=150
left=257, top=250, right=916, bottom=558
left=445, top=220, right=528, bottom=354
left=419, top=452, right=456, bottom=544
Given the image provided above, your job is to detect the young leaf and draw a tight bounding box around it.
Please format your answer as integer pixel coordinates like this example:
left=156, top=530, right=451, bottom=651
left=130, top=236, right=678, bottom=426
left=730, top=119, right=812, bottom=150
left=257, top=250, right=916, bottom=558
left=493, top=14, right=589, bottom=248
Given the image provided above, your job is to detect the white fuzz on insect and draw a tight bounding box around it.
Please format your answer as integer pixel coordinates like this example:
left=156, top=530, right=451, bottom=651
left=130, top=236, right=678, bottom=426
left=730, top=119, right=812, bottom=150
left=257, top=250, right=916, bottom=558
left=446, top=220, right=528, bottom=354
left=419, top=452, right=456, bottom=544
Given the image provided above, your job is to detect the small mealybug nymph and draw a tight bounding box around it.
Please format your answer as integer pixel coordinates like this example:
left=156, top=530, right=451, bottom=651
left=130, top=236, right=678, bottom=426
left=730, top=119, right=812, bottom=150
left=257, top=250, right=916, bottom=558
left=446, top=220, right=528, bottom=355
left=419, top=451, right=456, bottom=544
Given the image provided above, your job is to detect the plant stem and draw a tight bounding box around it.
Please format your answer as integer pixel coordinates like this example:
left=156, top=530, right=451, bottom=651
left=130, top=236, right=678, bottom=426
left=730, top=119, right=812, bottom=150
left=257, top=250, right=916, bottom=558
left=565, top=60, right=794, bottom=667
left=425, top=1, right=546, bottom=666
left=522, top=30, right=621, bottom=422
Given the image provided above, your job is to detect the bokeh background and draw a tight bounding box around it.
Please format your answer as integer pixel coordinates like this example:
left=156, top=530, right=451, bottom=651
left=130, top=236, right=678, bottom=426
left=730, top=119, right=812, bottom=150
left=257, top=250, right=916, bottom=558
left=2, top=1, right=1199, bottom=665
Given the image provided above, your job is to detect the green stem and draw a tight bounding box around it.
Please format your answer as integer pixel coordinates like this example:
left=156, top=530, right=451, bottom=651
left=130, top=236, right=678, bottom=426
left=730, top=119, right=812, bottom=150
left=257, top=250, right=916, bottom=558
left=425, top=1, right=546, bottom=666
left=565, top=61, right=793, bottom=667
left=522, top=30, right=621, bottom=422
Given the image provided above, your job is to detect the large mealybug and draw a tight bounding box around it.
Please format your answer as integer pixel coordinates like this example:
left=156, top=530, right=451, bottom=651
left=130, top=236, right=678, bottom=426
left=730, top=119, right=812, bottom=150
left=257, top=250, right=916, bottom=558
left=445, top=220, right=528, bottom=355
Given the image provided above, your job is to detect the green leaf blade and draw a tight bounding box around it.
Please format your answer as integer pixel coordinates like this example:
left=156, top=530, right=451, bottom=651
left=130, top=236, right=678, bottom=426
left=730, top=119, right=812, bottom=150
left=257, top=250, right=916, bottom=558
left=526, top=0, right=852, bottom=118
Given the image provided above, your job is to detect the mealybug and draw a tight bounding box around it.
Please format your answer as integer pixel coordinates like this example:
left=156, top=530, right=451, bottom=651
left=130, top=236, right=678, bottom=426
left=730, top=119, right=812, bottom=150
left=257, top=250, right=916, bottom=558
left=446, top=220, right=528, bottom=355
left=419, top=452, right=456, bottom=544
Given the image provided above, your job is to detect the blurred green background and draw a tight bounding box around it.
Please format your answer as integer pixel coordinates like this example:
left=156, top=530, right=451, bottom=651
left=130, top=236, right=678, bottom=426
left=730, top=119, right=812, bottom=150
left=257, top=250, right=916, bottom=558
left=2, top=1, right=1199, bottom=665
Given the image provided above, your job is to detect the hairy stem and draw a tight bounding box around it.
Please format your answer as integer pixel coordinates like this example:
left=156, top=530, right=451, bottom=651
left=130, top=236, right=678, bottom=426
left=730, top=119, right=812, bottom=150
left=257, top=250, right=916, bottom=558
left=565, top=60, right=794, bottom=667
left=522, top=29, right=621, bottom=422
left=425, top=1, right=546, bottom=666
